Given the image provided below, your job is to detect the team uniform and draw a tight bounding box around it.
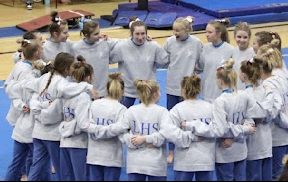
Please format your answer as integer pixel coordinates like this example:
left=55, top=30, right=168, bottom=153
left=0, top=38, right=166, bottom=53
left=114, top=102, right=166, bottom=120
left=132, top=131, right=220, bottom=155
left=185, top=89, right=257, bottom=180
left=72, top=39, right=118, bottom=97
left=232, top=47, right=255, bottom=90
left=42, top=39, right=74, bottom=62
left=4, top=61, right=34, bottom=126
left=169, top=99, right=215, bottom=181
left=23, top=72, right=93, bottom=181
left=88, top=102, right=196, bottom=181
left=59, top=90, right=92, bottom=180
left=110, top=39, right=168, bottom=108
left=244, top=84, right=273, bottom=180
left=197, top=42, right=233, bottom=102
left=86, top=98, right=127, bottom=181
left=163, top=35, right=202, bottom=110
left=265, top=72, right=288, bottom=180
left=4, top=70, right=41, bottom=181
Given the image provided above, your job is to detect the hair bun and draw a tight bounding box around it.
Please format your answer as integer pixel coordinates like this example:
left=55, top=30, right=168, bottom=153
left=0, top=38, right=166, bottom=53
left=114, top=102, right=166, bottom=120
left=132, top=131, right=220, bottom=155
left=109, top=72, right=122, bottom=80
left=215, top=18, right=230, bottom=27
left=76, top=55, right=86, bottom=63
left=185, top=16, right=194, bottom=23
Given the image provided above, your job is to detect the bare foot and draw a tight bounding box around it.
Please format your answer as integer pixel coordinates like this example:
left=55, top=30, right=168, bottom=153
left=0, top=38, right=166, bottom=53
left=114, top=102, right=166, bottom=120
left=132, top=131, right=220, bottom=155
left=167, top=152, right=174, bottom=164
left=51, top=165, right=56, bottom=174
left=20, top=175, right=28, bottom=181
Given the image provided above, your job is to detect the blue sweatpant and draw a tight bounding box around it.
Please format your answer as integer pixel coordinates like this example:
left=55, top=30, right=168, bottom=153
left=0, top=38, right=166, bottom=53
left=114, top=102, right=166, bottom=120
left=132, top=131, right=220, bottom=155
left=174, top=170, right=214, bottom=181
left=5, top=140, right=33, bottom=181
left=216, top=160, right=246, bottom=181
left=88, top=164, right=121, bottom=181
left=246, top=157, right=272, bottom=181
left=272, top=145, right=288, bottom=180
left=166, top=94, right=182, bottom=110
left=128, top=173, right=166, bottom=181
left=121, top=96, right=136, bottom=108
left=28, top=138, right=60, bottom=181
left=60, top=148, right=88, bottom=181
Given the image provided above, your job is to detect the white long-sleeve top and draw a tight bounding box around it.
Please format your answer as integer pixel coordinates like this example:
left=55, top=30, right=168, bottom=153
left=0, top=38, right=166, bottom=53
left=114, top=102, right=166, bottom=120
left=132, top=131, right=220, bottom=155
left=59, top=91, right=92, bottom=149
left=265, top=73, right=288, bottom=147
left=72, top=39, right=118, bottom=97
left=110, top=39, right=169, bottom=98
left=212, top=90, right=257, bottom=163
left=169, top=99, right=215, bottom=172
left=7, top=70, right=43, bottom=144
left=244, top=84, right=272, bottom=160
left=23, top=72, right=93, bottom=141
left=42, top=39, right=74, bottom=62
left=232, top=47, right=255, bottom=90
left=5, top=61, right=33, bottom=126
left=185, top=90, right=257, bottom=163
left=89, top=104, right=183, bottom=176
left=197, top=42, right=234, bottom=102
left=163, top=35, right=203, bottom=96
left=84, top=98, right=127, bottom=167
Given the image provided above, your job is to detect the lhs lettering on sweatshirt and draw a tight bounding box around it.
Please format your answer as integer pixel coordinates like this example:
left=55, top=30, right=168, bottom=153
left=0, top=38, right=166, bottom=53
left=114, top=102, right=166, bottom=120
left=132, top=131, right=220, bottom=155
left=63, top=107, right=75, bottom=121
left=231, top=112, right=245, bottom=124
left=90, top=117, right=114, bottom=141
left=130, top=120, right=159, bottom=135
left=92, top=117, right=114, bottom=126
left=282, top=92, right=288, bottom=107
left=39, top=91, right=52, bottom=102
left=199, top=118, right=212, bottom=125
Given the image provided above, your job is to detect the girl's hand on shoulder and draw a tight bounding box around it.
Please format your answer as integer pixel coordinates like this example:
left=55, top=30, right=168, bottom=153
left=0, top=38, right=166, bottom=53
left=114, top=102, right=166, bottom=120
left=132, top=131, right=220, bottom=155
left=100, top=34, right=108, bottom=41
left=146, top=35, right=152, bottom=41
left=23, top=105, right=30, bottom=113
left=90, top=88, right=99, bottom=100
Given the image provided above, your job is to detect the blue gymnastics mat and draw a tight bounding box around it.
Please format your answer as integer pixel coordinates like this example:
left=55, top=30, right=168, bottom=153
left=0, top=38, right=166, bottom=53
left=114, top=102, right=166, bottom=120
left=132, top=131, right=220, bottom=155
left=113, top=10, right=149, bottom=26
left=115, top=1, right=215, bottom=29
left=177, top=0, right=288, bottom=18
left=115, top=0, right=288, bottom=29
left=229, top=11, right=288, bottom=25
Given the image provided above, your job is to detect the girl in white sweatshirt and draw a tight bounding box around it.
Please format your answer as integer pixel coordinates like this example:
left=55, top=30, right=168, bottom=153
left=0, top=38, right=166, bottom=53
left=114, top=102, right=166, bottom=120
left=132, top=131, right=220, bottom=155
left=239, top=58, right=273, bottom=181
left=42, top=11, right=73, bottom=63
left=84, top=77, right=197, bottom=181
left=110, top=20, right=168, bottom=108
left=12, top=31, right=44, bottom=64
left=169, top=74, right=215, bottom=181
left=24, top=53, right=96, bottom=181
left=255, top=45, right=288, bottom=180
left=72, top=21, right=119, bottom=98
left=184, top=59, right=257, bottom=180
left=86, top=73, right=126, bottom=181
left=163, top=16, right=203, bottom=164
left=232, top=22, right=255, bottom=90
left=4, top=40, right=43, bottom=181
left=196, top=19, right=233, bottom=102
left=58, top=57, right=94, bottom=181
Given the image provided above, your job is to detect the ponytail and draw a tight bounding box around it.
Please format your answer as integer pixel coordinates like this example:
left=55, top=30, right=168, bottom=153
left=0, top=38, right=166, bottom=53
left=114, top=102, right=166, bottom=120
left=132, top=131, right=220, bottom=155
left=134, top=79, right=159, bottom=105
left=240, top=58, right=261, bottom=85
left=174, top=16, right=194, bottom=32
left=107, top=73, right=124, bottom=100
left=40, top=52, right=75, bottom=95
left=181, top=74, right=201, bottom=99
left=71, top=55, right=93, bottom=83
left=216, top=59, right=237, bottom=89
left=209, top=18, right=230, bottom=43
left=49, top=11, right=68, bottom=37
